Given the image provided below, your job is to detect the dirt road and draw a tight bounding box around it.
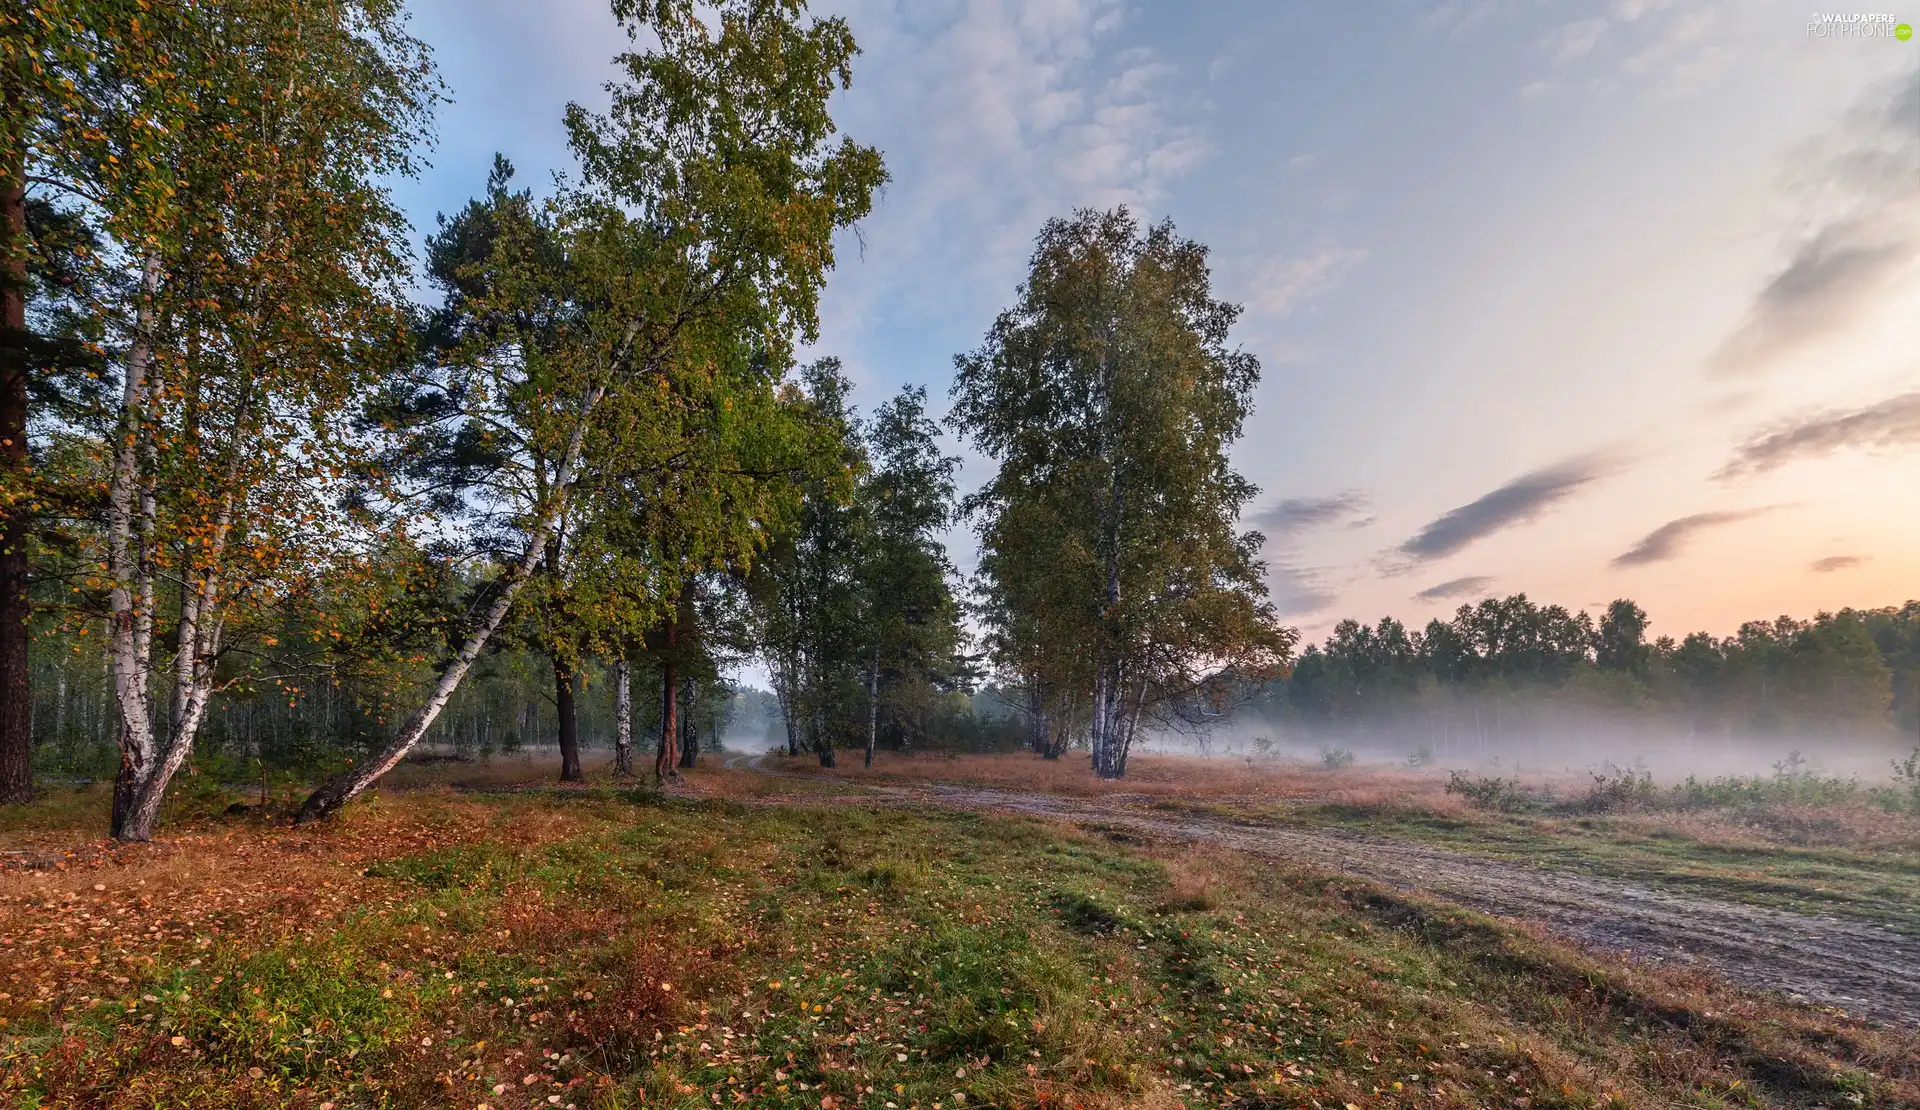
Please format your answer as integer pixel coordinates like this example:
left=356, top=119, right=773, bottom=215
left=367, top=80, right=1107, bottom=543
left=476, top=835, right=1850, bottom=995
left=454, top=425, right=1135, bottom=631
left=726, top=757, right=1920, bottom=1027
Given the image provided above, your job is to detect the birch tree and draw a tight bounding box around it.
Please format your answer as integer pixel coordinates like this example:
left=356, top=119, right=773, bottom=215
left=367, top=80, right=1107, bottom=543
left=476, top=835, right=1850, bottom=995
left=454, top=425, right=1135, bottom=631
left=297, top=0, right=883, bottom=819
left=16, top=0, right=435, bottom=837
left=951, top=208, right=1293, bottom=779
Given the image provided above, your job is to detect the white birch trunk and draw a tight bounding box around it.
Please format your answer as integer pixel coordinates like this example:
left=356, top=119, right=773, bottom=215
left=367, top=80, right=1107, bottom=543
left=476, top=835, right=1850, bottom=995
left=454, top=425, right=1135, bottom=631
left=864, top=651, right=879, bottom=768
left=108, top=256, right=163, bottom=838
left=613, top=657, right=632, bottom=775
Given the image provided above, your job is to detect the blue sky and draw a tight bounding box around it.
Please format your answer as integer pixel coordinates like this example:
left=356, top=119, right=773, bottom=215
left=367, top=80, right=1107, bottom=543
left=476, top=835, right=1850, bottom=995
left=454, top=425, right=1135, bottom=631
left=391, top=0, right=1920, bottom=645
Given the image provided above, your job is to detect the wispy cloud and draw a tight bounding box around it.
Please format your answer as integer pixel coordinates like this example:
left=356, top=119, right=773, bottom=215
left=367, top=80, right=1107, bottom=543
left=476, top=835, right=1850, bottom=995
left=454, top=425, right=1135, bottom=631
left=1708, top=70, right=1920, bottom=375
left=1247, top=245, right=1369, bottom=316
left=1811, top=554, right=1867, bottom=573
left=1267, top=559, right=1341, bottom=617
left=1539, top=18, right=1608, bottom=63
left=1415, top=575, right=1494, bottom=601
left=1717, top=390, right=1920, bottom=479
left=811, top=0, right=1216, bottom=365
left=1253, top=491, right=1372, bottom=616
left=1398, top=456, right=1610, bottom=561
left=1610, top=508, right=1773, bottom=567
left=1250, top=491, right=1369, bottom=538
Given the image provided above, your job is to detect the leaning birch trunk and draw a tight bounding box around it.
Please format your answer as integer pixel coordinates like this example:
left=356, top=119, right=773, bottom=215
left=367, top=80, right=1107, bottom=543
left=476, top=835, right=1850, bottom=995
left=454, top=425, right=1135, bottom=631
left=613, top=657, right=632, bottom=776
left=107, top=256, right=163, bottom=839
left=296, top=383, right=607, bottom=823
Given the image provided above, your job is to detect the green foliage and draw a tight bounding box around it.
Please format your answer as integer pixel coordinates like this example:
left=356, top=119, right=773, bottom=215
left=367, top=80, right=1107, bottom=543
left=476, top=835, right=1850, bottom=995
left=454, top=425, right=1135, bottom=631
left=750, top=371, right=977, bottom=761
left=1270, top=594, right=1910, bottom=747
left=1576, top=766, right=1656, bottom=813
left=1446, top=770, right=1538, bottom=813
left=1892, top=748, right=1920, bottom=816
left=951, top=208, right=1293, bottom=778
left=1319, top=746, right=1356, bottom=770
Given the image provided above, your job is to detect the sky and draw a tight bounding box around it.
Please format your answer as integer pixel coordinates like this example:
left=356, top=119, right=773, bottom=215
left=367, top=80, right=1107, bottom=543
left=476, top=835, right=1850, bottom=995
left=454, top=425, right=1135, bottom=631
left=390, top=0, right=1920, bottom=648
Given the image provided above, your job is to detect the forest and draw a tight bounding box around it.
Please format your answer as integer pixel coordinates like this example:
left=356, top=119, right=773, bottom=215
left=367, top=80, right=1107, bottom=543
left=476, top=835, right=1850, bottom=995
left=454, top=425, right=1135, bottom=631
left=1260, top=596, right=1920, bottom=765
left=1, top=0, right=1286, bottom=841
left=3, top=0, right=1914, bottom=840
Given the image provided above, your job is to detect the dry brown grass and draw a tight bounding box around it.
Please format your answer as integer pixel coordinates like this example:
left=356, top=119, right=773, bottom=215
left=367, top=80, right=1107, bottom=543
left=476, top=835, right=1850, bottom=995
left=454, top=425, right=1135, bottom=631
left=752, top=747, right=1484, bottom=801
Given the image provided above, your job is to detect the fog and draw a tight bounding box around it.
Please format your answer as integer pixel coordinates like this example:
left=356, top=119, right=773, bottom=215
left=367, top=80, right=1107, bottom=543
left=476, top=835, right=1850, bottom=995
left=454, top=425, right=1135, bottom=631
left=1138, top=708, right=1918, bottom=782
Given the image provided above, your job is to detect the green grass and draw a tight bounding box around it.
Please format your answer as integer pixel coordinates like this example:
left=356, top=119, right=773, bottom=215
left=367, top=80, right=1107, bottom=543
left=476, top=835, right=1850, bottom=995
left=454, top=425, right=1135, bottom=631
left=3, top=787, right=1916, bottom=1108
left=1270, top=801, right=1920, bottom=935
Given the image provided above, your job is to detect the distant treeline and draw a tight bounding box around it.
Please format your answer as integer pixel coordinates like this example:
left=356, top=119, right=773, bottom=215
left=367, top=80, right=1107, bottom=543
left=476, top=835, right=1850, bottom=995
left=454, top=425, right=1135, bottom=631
left=1261, top=596, right=1920, bottom=753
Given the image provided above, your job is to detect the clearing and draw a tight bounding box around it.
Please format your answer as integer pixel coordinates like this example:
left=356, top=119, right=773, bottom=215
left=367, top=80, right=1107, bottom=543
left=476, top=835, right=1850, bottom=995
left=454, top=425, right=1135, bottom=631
left=0, top=751, right=1915, bottom=1109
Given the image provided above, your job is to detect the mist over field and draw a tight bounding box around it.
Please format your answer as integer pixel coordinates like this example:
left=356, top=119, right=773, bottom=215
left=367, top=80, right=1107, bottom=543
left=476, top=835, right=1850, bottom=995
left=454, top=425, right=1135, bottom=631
left=1142, top=714, right=1912, bottom=781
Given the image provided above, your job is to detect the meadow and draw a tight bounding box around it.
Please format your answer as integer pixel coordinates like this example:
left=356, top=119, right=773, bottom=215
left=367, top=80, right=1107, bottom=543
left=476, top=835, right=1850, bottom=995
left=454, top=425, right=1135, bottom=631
left=3, top=752, right=1918, bottom=1108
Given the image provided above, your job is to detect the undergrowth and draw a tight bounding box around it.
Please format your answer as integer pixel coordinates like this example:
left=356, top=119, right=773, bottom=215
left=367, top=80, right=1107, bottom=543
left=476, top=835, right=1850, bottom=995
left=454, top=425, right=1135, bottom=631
left=2, top=787, right=1916, bottom=1108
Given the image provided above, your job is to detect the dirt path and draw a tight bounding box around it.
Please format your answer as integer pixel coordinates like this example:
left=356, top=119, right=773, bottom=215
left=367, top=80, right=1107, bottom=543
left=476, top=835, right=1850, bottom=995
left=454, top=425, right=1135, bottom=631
left=722, top=755, right=1920, bottom=1027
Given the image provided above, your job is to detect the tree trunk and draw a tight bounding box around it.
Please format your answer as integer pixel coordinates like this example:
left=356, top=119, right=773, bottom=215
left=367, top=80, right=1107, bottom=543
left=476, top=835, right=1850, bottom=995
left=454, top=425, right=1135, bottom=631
left=297, top=380, right=609, bottom=823
left=677, top=674, right=697, bottom=769
left=554, top=656, right=581, bottom=781
left=1026, top=676, right=1046, bottom=757
left=655, top=647, right=678, bottom=781
left=107, top=256, right=163, bottom=838
left=0, top=135, right=29, bottom=805
left=864, top=653, right=879, bottom=768
left=613, top=656, right=632, bottom=776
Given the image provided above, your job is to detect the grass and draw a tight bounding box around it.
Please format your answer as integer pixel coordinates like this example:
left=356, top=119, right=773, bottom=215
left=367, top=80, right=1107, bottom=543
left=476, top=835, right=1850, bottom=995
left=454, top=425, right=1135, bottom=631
left=3, top=765, right=1918, bottom=1108
left=768, top=750, right=1920, bottom=937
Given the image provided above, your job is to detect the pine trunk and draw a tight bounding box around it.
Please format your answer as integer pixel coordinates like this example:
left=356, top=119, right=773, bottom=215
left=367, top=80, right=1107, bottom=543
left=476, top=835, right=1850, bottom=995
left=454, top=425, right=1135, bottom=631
left=555, top=657, right=581, bottom=782
left=655, top=650, right=678, bottom=781
left=677, top=674, right=697, bottom=769
left=0, top=136, right=30, bottom=805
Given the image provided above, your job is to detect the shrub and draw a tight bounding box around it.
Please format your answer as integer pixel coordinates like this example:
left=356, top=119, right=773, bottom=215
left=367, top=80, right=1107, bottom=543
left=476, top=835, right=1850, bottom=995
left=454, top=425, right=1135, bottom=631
left=1319, top=746, right=1356, bottom=770
left=1890, top=748, right=1920, bottom=816
left=1577, top=766, right=1656, bottom=813
left=1445, top=770, right=1536, bottom=812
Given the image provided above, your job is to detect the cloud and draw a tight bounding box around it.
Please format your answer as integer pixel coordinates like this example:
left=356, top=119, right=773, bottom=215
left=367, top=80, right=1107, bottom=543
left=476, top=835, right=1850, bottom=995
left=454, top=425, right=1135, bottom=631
left=806, top=0, right=1218, bottom=357
left=1811, top=554, right=1867, bottom=573
left=1540, top=18, right=1608, bottom=63
left=1267, top=559, right=1341, bottom=617
left=1706, top=216, right=1916, bottom=374
left=1716, top=390, right=1920, bottom=479
left=1610, top=509, right=1773, bottom=567
left=1415, top=575, right=1494, bottom=602
left=1247, top=245, right=1369, bottom=316
left=1397, top=456, right=1609, bottom=561
left=1707, top=70, right=1920, bottom=375
left=1421, top=0, right=1501, bottom=35
left=1250, top=491, right=1369, bottom=538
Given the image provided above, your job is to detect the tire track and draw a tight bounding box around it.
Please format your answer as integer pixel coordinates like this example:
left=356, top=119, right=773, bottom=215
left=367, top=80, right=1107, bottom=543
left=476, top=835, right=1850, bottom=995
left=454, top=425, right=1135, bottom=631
left=725, top=756, right=1920, bottom=1027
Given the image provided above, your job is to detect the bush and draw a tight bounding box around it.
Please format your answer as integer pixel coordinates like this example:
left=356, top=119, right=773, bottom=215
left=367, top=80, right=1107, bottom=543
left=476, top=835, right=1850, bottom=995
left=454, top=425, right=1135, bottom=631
left=1577, top=765, right=1656, bottom=813
left=1445, top=770, right=1536, bottom=812
left=1319, top=746, right=1355, bottom=770
left=1889, top=748, right=1920, bottom=816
